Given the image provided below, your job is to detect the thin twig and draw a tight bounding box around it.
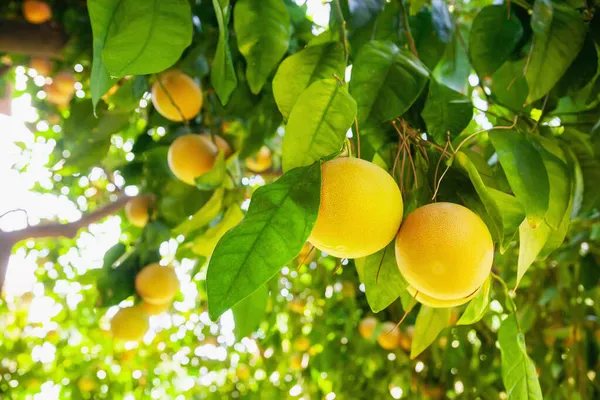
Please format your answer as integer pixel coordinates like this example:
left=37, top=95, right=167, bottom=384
left=453, top=116, right=518, bottom=154
left=399, top=0, right=419, bottom=58
left=530, top=94, right=549, bottom=132
left=297, top=245, right=316, bottom=271
left=0, top=209, right=28, bottom=223
left=391, top=290, right=418, bottom=332
left=375, top=245, right=388, bottom=284
left=354, top=118, right=361, bottom=159
left=432, top=139, right=450, bottom=201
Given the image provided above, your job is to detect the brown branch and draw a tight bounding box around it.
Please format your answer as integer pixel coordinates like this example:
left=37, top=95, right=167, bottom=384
left=0, top=195, right=152, bottom=292
left=399, top=0, right=419, bottom=58
left=0, top=19, right=67, bottom=59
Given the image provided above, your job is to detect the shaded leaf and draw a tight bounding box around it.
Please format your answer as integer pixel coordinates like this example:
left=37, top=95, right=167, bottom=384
left=211, top=0, right=238, bottom=104
left=173, top=188, right=224, bottom=236
left=556, top=34, right=599, bottom=95
left=206, top=163, right=321, bottom=320
left=580, top=254, right=600, bottom=291
left=232, top=284, right=269, bottom=340
left=282, top=79, right=357, bottom=172
left=457, top=276, right=491, bottom=326
left=491, top=60, right=529, bottom=111
left=410, top=2, right=454, bottom=70
left=192, top=206, right=244, bottom=257
left=411, top=306, right=450, bottom=359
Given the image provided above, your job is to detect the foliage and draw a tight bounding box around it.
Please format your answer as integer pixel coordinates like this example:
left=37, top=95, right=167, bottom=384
left=0, top=0, right=599, bottom=399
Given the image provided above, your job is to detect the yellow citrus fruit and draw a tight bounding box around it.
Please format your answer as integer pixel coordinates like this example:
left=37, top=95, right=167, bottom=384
left=245, top=146, right=272, bottom=173
left=30, top=57, right=52, bottom=76
left=290, top=354, right=304, bottom=371
left=23, top=0, right=52, bottom=24
left=45, top=84, right=72, bottom=106
left=125, top=196, right=150, bottom=227
left=53, top=72, right=76, bottom=95
left=406, top=284, right=481, bottom=309
left=395, top=202, right=493, bottom=300
left=358, top=316, right=377, bottom=339
left=293, top=337, right=310, bottom=352
left=135, top=263, right=179, bottom=305
left=139, top=301, right=171, bottom=316
left=377, top=322, right=400, bottom=350
left=77, top=377, right=96, bottom=392
left=151, top=70, right=203, bottom=121
left=110, top=307, right=149, bottom=341
left=236, top=364, right=251, bottom=380
left=200, top=134, right=232, bottom=158
left=168, top=134, right=218, bottom=185
left=309, top=157, right=403, bottom=259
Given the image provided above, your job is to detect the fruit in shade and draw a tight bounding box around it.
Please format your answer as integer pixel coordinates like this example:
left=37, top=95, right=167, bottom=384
left=125, top=196, right=151, bottom=227
left=358, top=316, right=378, bottom=339
left=139, top=301, right=170, bottom=316
left=245, top=145, right=272, bottom=172
left=309, top=157, right=403, bottom=259
left=200, top=134, right=232, bottom=158
left=406, top=284, right=481, bottom=308
left=135, top=264, right=179, bottom=305
left=396, top=202, right=493, bottom=301
left=168, top=134, right=218, bottom=185
left=377, top=321, right=401, bottom=350
left=110, top=307, right=149, bottom=341
left=151, top=70, right=203, bottom=121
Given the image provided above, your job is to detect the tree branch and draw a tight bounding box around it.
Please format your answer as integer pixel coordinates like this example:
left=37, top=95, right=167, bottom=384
left=0, top=19, right=67, bottom=59
left=0, top=195, right=152, bottom=292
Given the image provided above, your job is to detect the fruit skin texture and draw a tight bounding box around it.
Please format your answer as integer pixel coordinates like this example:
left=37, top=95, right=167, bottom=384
left=125, top=196, right=150, bottom=227
left=139, top=301, right=170, bottom=316
left=168, top=134, right=218, bottom=185
left=135, top=264, right=179, bottom=305
left=151, top=70, right=203, bottom=121
left=406, top=284, right=481, bottom=308
left=395, top=202, right=493, bottom=300
left=23, top=0, right=52, bottom=24
left=309, top=158, right=403, bottom=259
left=377, top=321, right=401, bottom=350
left=358, top=316, right=378, bottom=339
left=110, top=307, right=149, bottom=341
left=245, top=145, right=272, bottom=172
left=200, top=134, right=232, bottom=158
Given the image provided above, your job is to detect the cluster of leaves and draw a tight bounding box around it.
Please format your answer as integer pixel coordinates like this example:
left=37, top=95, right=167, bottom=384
left=0, top=0, right=599, bottom=398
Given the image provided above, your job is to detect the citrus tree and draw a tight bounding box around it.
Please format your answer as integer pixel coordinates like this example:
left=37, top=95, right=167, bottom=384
left=0, top=0, right=599, bottom=398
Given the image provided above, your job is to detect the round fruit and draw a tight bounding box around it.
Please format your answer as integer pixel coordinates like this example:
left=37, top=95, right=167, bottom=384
left=77, top=377, right=96, bottom=392
left=151, top=70, right=203, bottom=121
left=245, top=146, right=272, bottom=173
left=135, top=263, right=179, bottom=305
left=23, top=0, right=52, bottom=24
left=110, top=307, right=149, bottom=341
left=395, top=202, right=493, bottom=300
left=200, top=134, right=232, bottom=158
left=358, top=316, right=377, bottom=339
left=45, top=84, right=72, bottom=106
left=139, top=301, right=170, bottom=316
left=406, top=284, right=481, bottom=308
left=30, top=57, right=52, bottom=76
left=53, top=73, right=76, bottom=95
left=293, top=337, right=310, bottom=352
left=309, top=158, right=403, bottom=259
left=125, top=196, right=150, bottom=227
left=377, top=322, right=401, bottom=350
left=168, top=134, right=218, bottom=185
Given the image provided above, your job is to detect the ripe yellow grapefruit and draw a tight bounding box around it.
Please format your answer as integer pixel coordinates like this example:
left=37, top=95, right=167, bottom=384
left=245, top=145, right=272, bottom=173
left=168, top=134, right=218, bottom=185
left=151, top=70, right=203, bottom=121
left=395, top=202, right=493, bottom=301
left=125, top=196, right=151, bottom=228
left=23, top=0, right=52, bottom=24
left=309, top=157, right=403, bottom=259
left=135, top=264, right=179, bottom=305
left=200, top=134, right=232, bottom=158
left=406, top=284, right=481, bottom=308
left=110, top=307, right=149, bottom=341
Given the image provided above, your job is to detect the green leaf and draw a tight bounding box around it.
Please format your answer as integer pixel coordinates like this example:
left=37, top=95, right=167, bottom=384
left=355, top=243, right=408, bottom=313
left=206, top=163, right=321, bottom=320
left=498, top=314, right=543, bottom=400
left=491, top=60, right=529, bottom=112
left=273, top=42, right=346, bottom=120
left=489, top=130, right=549, bottom=228
left=349, top=41, right=429, bottom=126
left=102, top=243, right=127, bottom=269
left=455, top=152, right=525, bottom=252
left=534, top=139, right=570, bottom=230
left=556, top=34, right=599, bottom=95
left=192, top=206, right=244, bottom=257
left=421, top=80, right=473, bottom=144
left=232, top=284, right=269, bottom=340
left=107, top=76, right=148, bottom=111
left=580, top=254, right=600, bottom=291
left=195, top=151, right=226, bottom=190
left=411, top=306, right=450, bottom=359
left=173, top=188, right=224, bottom=237
left=211, top=0, right=238, bottom=104
left=516, top=220, right=551, bottom=289
left=410, top=2, right=454, bottom=70
left=468, top=5, right=523, bottom=77
left=282, top=79, right=357, bottom=172
left=234, top=0, right=291, bottom=94
left=87, top=0, right=119, bottom=110
left=102, top=0, right=193, bottom=77
left=456, top=276, right=491, bottom=326
left=96, top=251, right=140, bottom=307
left=525, top=0, right=586, bottom=103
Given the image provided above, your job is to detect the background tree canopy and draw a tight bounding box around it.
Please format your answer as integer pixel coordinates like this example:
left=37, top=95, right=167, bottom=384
left=0, top=0, right=599, bottom=399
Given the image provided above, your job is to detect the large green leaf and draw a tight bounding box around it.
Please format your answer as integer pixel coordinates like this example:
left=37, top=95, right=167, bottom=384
left=102, top=0, right=193, bottom=77
left=355, top=243, right=409, bottom=313
left=489, top=130, right=549, bottom=228
left=498, top=314, right=543, bottom=399
left=534, top=139, right=570, bottom=230
left=173, top=188, right=224, bottom=237
left=87, top=0, right=119, bottom=110
left=192, top=206, right=244, bottom=257
left=282, top=79, right=357, bottom=172
left=206, top=163, right=321, bottom=320
left=234, top=0, right=291, bottom=94
left=273, top=42, right=346, bottom=119
left=211, top=0, right=238, bottom=105
left=556, top=34, right=599, bottom=95
left=232, top=284, right=269, bottom=340
left=456, top=277, right=491, bottom=326
left=349, top=41, right=429, bottom=126
left=421, top=80, right=473, bottom=144
left=491, top=60, right=529, bottom=112
left=409, top=2, right=454, bottom=70
left=516, top=220, right=551, bottom=289
left=455, top=152, right=525, bottom=252
left=411, top=306, right=450, bottom=359
left=468, top=5, right=523, bottom=77
left=525, top=0, right=586, bottom=103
